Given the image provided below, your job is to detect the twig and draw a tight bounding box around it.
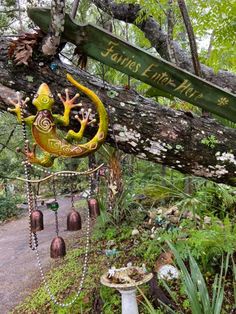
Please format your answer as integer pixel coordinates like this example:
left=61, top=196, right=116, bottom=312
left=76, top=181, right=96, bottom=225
left=0, top=127, right=16, bottom=154
left=177, top=0, right=201, bottom=76
left=71, top=0, right=81, bottom=19
left=166, top=0, right=177, bottom=63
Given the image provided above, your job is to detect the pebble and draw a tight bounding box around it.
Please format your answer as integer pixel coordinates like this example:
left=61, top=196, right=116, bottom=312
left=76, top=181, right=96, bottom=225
left=132, top=229, right=139, bottom=236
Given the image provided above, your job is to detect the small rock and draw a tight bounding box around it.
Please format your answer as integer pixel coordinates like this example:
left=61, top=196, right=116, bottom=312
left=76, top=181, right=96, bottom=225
left=164, top=205, right=178, bottom=216
left=182, top=210, right=200, bottom=220
left=174, top=209, right=180, bottom=217
left=149, top=210, right=157, bottom=220
left=169, top=216, right=179, bottom=224
left=204, top=216, right=211, bottom=224
left=151, top=226, right=156, bottom=234
left=132, top=229, right=139, bottom=236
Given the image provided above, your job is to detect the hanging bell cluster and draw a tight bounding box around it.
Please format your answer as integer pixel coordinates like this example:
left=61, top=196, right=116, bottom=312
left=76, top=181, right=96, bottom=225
left=30, top=197, right=98, bottom=259
left=88, top=198, right=100, bottom=218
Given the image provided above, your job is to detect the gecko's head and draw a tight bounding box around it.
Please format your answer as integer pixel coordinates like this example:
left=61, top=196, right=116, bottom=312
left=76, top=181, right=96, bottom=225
left=33, top=83, right=54, bottom=110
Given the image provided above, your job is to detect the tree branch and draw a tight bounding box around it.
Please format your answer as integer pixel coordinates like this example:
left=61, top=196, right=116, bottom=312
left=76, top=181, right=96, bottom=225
left=92, top=0, right=236, bottom=94
left=177, top=0, right=201, bottom=77
left=1, top=36, right=236, bottom=186
left=71, top=0, right=81, bottom=19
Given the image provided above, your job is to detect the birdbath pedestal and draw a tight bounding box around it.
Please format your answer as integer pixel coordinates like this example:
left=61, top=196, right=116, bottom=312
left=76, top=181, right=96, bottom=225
left=101, top=267, right=153, bottom=314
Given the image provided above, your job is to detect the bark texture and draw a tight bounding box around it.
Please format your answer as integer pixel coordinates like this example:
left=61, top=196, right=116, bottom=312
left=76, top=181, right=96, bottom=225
left=1, top=37, right=236, bottom=186
left=92, top=0, right=236, bottom=94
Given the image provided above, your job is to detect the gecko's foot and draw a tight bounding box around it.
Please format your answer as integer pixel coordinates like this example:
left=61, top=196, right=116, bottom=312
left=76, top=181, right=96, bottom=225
left=58, top=89, right=82, bottom=109
left=65, top=109, right=96, bottom=142
left=8, top=92, right=29, bottom=111
left=17, top=142, right=54, bottom=167
left=75, top=108, right=96, bottom=127
left=7, top=92, right=30, bottom=121
left=16, top=141, right=38, bottom=164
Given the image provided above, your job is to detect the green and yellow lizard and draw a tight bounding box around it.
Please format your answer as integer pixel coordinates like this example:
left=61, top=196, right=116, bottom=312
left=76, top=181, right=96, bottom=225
left=8, top=74, right=108, bottom=167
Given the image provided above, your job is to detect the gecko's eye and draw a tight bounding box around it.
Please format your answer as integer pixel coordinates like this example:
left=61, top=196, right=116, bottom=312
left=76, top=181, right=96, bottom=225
left=34, top=93, right=39, bottom=98
left=49, top=94, right=53, bottom=98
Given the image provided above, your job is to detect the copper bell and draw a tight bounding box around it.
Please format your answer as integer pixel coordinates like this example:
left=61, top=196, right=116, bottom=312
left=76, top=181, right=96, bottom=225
left=88, top=198, right=100, bottom=218
left=50, top=236, right=66, bottom=258
left=31, top=210, right=44, bottom=232
left=67, top=208, right=82, bottom=231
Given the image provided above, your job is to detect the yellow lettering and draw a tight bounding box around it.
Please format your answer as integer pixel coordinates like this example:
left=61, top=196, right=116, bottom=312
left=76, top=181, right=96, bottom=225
left=121, top=57, right=130, bottom=66
left=167, top=79, right=176, bottom=88
left=128, top=61, right=136, bottom=71
left=101, top=41, right=118, bottom=57
left=142, top=64, right=158, bottom=78
left=111, top=53, right=120, bottom=62
left=124, top=59, right=133, bottom=68
left=194, top=94, right=203, bottom=101
left=185, top=88, right=194, bottom=97
left=174, top=79, right=192, bottom=93
left=134, top=63, right=141, bottom=73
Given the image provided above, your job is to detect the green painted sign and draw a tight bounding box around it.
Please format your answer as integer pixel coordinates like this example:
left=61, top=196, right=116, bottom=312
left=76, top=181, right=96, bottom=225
left=28, top=8, right=236, bottom=122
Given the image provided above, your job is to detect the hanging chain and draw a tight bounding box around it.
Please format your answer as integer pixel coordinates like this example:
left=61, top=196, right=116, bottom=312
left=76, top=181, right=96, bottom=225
left=19, top=95, right=38, bottom=250
left=52, top=177, right=59, bottom=236
left=71, top=176, right=75, bottom=208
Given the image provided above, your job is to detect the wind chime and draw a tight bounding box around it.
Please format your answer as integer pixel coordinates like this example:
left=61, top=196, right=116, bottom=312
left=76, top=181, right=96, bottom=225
left=8, top=73, right=108, bottom=307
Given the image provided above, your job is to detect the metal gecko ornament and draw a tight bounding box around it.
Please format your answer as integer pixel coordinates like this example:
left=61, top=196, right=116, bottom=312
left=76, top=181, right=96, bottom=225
left=7, top=74, right=106, bottom=308
left=8, top=74, right=108, bottom=167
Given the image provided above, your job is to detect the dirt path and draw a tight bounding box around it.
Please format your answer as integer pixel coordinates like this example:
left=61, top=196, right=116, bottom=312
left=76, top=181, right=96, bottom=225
left=0, top=196, right=83, bottom=314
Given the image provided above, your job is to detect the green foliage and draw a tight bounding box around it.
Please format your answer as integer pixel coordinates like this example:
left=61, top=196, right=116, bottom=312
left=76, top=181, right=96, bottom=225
left=185, top=218, right=236, bottom=268
left=167, top=242, right=228, bottom=314
left=201, top=135, right=219, bottom=148
left=100, top=286, right=121, bottom=313
left=13, top=247, right=97, bottom=314
left=0, top=194, right=22, bottom=221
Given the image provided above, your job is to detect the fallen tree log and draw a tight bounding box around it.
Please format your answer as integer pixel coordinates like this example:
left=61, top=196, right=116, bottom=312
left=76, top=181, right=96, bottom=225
left=0, top=36, right=236, bottom=186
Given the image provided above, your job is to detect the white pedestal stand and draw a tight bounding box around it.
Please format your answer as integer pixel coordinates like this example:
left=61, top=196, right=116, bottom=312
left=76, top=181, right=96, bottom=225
left=101, top=267, right=153, bottom=314
left=118, top=288, right=139, bottom=314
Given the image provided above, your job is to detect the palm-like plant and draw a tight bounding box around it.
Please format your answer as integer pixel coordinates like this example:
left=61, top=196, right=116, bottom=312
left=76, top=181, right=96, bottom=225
left=167, top=242, right=229, bottom=314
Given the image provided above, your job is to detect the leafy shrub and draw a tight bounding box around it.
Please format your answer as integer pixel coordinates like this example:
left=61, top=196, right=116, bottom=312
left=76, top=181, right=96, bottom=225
left=0, top=194, right=23, bottom=221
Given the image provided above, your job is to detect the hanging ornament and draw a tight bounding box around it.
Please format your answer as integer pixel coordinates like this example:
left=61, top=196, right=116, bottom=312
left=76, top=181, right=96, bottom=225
left=31, top=189, right=44, bottom=232
left=67, top=184, right=81, bottom=231
left=67, top=208, right=82, bottom=231
left=7, top=74, right=109, bottom=168
left=8, top=74, right=105, bottom=307
left=50, top=236, right=66, bottom=259
left=31, top=210, right=44, bottom=232
left=50, top=178, right=66, bottom=259
left=88, top=198, right=100, bottom=218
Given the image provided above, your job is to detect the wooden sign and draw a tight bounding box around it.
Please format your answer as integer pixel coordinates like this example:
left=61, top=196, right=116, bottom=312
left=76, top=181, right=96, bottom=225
left=28, top=8, right=236, bottom=122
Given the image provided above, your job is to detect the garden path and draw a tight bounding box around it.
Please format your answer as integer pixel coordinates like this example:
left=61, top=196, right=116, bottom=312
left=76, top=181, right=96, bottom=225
left=0, top=196, right=83, bottom=314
